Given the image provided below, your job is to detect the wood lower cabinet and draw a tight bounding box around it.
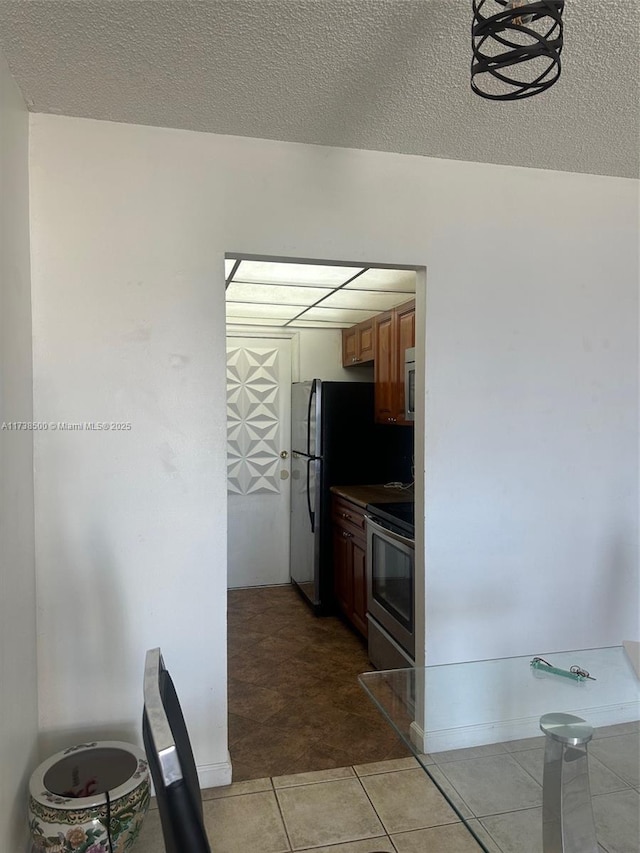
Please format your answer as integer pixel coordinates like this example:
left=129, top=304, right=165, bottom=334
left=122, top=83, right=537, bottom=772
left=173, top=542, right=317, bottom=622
left=342, top=318, right=375, bottom=366
left=374, top=299, right=415, bottom=425
left=331, top=495, right=368, bottom=638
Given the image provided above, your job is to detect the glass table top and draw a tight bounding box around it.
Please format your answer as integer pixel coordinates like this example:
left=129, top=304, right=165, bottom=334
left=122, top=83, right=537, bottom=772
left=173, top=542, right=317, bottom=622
left=359, top=646, right=640, bottom=852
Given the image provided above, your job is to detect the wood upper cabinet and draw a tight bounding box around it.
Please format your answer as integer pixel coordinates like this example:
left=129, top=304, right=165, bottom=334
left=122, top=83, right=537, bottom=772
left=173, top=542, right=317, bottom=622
left=331, top=495, right=368, bottom=638
left=342, top=318, right=375, bottom=366
left=375, top=299, right=415, bottom=425
left=373, top=311, right=394, bottom=422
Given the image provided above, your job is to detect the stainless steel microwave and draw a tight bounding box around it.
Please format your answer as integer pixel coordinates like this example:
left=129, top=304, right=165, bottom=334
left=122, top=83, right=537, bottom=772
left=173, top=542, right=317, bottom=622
left=404, top=347, right=415, bottom=422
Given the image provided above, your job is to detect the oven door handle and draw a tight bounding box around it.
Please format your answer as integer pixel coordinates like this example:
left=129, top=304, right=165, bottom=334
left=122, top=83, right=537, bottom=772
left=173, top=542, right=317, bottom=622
left=364, top=515, right=415, bottom=548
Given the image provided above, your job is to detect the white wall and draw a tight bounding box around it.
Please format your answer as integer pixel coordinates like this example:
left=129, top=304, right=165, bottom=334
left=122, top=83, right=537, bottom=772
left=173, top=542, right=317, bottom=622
left=296, top=327, right=373, bottom=382
left=227, top=324, right=372, bottom=381
left=0, top=52, right=38, bottom=852
left=28, top=115, right=638, bottom=780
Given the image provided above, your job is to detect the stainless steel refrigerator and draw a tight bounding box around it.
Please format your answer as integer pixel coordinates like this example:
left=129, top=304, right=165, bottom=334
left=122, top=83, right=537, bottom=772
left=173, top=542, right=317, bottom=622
left=290, top=379, right=412, bottom=612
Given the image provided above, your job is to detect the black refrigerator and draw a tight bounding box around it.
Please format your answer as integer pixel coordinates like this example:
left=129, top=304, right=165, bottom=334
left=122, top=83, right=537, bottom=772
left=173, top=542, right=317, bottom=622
left=290, top=380, right=411, bottom=613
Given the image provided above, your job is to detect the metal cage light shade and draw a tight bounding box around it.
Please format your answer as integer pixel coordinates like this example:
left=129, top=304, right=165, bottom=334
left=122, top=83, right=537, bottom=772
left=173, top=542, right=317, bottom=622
left=471, top=0, right=565, bottom=100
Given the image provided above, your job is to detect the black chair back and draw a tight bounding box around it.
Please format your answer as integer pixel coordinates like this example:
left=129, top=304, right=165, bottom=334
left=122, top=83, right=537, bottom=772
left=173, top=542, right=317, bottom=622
left=142, top=648, right=212, bottom=853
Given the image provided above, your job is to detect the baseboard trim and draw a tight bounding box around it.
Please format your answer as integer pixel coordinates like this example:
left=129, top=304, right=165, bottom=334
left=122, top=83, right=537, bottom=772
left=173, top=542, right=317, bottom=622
left=197, top=752, right=232, bottom=790
left=408, top=703, right=639, bottom=755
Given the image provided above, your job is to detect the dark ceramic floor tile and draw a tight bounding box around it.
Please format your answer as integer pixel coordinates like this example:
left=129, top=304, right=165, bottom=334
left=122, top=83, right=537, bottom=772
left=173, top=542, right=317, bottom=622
left=227, top=678, right=289, bottom=723
left=227, top=585, right=398, bottom=780
left=228, top=712, right=253, bottom=747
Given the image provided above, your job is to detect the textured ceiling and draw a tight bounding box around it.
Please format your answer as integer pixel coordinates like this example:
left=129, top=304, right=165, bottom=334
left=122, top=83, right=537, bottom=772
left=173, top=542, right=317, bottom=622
left=0, top=0, right=638, bottom=178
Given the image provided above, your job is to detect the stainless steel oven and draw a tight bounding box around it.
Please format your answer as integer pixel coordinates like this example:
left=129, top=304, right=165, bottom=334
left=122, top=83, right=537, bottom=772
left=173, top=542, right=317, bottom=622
left=365, top=503, right=415, bottom=669
left=404, top=347, right=415, bottom=422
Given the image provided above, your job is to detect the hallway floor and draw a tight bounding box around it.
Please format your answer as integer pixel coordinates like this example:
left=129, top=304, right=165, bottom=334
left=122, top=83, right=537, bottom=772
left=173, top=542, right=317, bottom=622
left=226, top=584, right=411, bottom=781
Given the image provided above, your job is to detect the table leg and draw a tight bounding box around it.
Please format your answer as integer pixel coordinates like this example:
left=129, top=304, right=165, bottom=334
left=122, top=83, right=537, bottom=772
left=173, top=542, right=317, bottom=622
left=540, top=713, right=599, bottom=853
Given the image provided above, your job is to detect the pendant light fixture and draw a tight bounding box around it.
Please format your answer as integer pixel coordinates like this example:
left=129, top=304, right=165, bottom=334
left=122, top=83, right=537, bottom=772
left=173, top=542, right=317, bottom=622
left=471, top=0, right=565, bottom=100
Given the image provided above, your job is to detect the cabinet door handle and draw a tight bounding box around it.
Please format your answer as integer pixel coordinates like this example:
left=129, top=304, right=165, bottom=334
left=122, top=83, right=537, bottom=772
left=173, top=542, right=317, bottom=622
left=340, top=512, right=352, bottom=520
left=342, top=531, right=353, bottom=539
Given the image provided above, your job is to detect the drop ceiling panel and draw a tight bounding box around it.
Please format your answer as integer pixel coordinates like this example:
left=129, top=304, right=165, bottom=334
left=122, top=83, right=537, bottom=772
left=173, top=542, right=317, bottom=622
left=320, top=289, right=414, bottom=312
left=226, top=281, right=332, bottom=305
left=225, top=303, right=301, bottom=320
left=345, top=269, right=417, bottom=292
left=226, top=317, right=288, bottom=327
left=301, top=306, right=378, bottom=324
left=289, top=319, right=351, bottom=328
left=234, top=260, right=363, bottom=287
left=224, top=259, right=415, bottom=329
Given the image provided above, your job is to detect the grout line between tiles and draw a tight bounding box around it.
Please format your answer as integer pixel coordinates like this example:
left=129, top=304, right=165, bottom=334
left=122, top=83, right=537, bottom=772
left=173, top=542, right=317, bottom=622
left=354, top=769, right=394, bottom=838
left=476, top=816, right=507, bottom=853
left=272, top=785, right=294, bottom=852
left=507, top=749, right=547, bottom=789
left=427, top=764, right=477, bottom=822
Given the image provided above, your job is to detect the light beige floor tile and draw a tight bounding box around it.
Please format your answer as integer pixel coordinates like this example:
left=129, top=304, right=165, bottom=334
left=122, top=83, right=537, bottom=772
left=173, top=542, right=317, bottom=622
left=594, top=720, right=640, bottom=739
left=504, top=735, right=546, bottom=753
left=203, top=790, right=290, bottom=853
left=592, top=788, right=640, bottom=853
left=297, top=839, right=394, bottom=852
left=480, top=807, right=611, bottom=853
left=511, top=746, right=630, bottom=795
left=353, top=757, right=419, bottom=776
left=390, top=822, right=484, bottom=852
left=438, top=753, right=542, bottom=817
left=427, top=764, right=474, bottom=820
left=360, top=768, right=459, bottom=834
left=203, top=776, right=273, bottom=798
left=432, top=742, right=508, bottom=764
left=276, top=777, right=384, bottom=850
left=273, top=765, right=355, bottom=788
left=480, top=807, right=543, bottom=853
left=134, top=807, right=165, bottom=852
left=590, top=733, right=640, bottom=787
left=465, top=819, right=502, bottom=853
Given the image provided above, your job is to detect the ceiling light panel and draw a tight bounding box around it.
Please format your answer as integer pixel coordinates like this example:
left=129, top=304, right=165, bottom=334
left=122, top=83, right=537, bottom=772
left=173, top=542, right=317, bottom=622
left=319, top=289, right=414, bottom=312
left=225, top=303, right=301, bottom=320
left=345, top=268, right=416, bottom=292
left=288, top=319, right=352, bottom=328
left=226, top=281, right=331, bottom=305
left=226, top=317, right=288, bottom=327
left=235, top=260, right=363, bottom=287
left=302, top=306, right=379, bottom=324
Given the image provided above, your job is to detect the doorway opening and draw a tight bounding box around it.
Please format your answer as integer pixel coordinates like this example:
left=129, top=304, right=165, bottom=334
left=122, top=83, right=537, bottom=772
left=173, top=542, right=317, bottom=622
left=224, top=254, right=425, bottom=781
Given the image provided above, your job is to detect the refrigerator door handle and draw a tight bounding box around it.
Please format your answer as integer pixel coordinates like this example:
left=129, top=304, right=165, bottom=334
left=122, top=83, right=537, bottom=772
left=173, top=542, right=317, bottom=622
left=306, top=457, right=315, bottom=533
left=306, top=378, right=319, bottom=456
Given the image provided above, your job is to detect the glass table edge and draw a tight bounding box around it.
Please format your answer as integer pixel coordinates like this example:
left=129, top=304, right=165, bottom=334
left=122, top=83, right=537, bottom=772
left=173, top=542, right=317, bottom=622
left=358, top=672, right=493, bottom=853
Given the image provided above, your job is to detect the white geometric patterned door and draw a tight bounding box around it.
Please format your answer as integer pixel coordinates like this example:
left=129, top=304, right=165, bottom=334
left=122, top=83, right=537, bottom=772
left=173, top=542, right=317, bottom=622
left=226, top=338, right=292, bottom=587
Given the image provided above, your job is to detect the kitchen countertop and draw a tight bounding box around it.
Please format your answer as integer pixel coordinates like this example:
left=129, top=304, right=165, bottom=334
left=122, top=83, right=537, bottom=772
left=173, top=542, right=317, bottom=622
left=330, top=483, right=414, bottom=508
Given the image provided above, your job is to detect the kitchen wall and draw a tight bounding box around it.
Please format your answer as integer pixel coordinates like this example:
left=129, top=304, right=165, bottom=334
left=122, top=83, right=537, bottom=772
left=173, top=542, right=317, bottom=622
left=0, top=51, right=38, bottom=852
left=296, top=327, right=373, bottom=382
left=227, top=324, right=373, bottom=382
left=28, top=114, right=638, bottom=782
